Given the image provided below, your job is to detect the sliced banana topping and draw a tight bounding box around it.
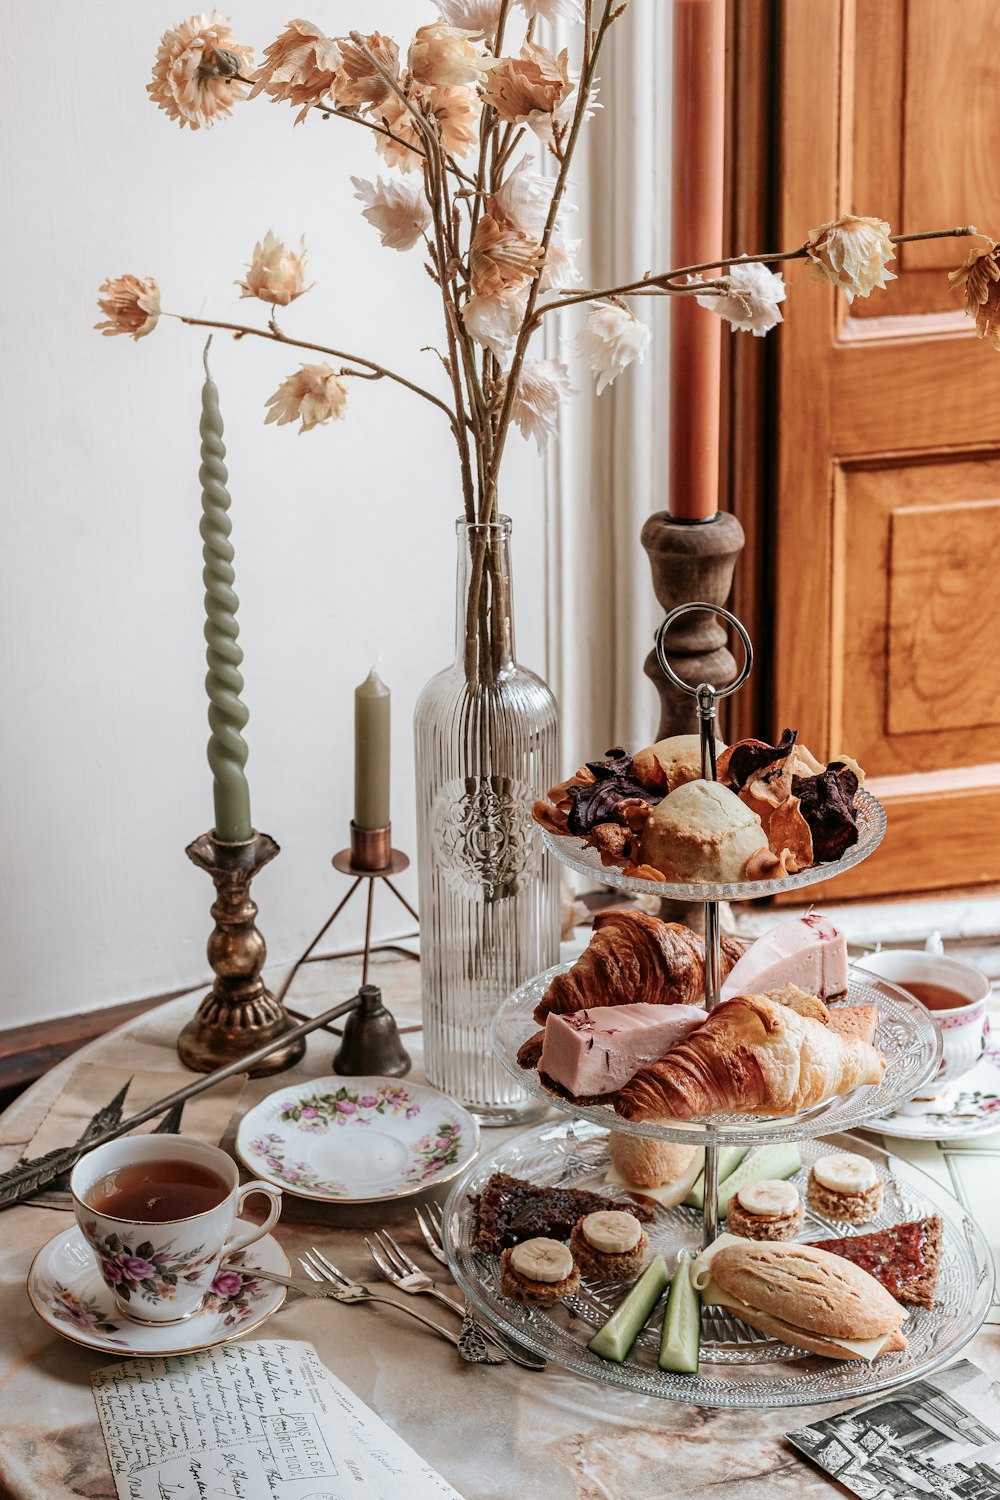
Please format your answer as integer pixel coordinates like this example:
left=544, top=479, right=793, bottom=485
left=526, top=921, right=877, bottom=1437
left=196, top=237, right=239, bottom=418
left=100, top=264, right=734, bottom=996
left=736, top=1179, right=800, bottom=1217
left=813, top=1153, right=878, bottom=1195
left=580, top=1210, right=642, bottom=1255
left=510, top=1237, right=575, bottom=1284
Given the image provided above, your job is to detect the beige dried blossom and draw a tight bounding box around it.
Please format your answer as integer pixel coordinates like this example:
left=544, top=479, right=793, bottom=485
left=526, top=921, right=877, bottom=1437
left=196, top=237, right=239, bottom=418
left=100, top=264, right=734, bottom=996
left=249, top=19, right=342, bottom=123
left=481, top=44, right=573, bottom=127
left=805, top=214, right=896, bottom=303
left=334, top=33, right=401, bottom=109
left=374, top=84, right=480, bottom=172
left=462, top=288, right=528, bottom=363
left=95, top=275, right=161, bottom=339
left=351, top=175, right=431, bottom=251
left=264, top=363, right=349, bottom=433
left=950, top=242, right=1000, bottom=348
left=148, top=13, right=253, bottom=130
left=506, top=358, right=574, bottom=451
left=409, top=21, right=492, bottom=89
left=432, top=0, right=502, bottom=37
left=493, top=154, right=557, bottom=238
left=539, top=232, right=582, bottom=291
left=237, top=232, right=312, bottom=305
left=578, top=303, right=651, bottom=393
left=470, top=210, right=544, bottom=296
left=517, top=0, right=585, bottom=18
left=695, top=260, right=786, bottom=337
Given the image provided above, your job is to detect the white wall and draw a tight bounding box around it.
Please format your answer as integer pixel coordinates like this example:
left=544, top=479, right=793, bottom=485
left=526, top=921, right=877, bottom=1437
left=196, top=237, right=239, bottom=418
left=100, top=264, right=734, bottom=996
left=0, top=1, right=554, bottom=1028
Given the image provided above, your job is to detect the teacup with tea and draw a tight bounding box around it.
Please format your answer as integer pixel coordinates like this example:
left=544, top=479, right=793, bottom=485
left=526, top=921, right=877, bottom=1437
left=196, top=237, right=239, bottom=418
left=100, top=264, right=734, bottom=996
left=70, top=1135, right=282, bottom=1323
left=859, top=948, right=992, bottom=1110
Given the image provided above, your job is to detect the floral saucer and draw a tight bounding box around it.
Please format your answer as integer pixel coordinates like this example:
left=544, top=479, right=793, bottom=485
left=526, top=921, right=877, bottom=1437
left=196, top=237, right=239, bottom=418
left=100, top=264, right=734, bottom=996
left=235, top=1075, right=480, bottom=1204
left=861, top=1040, right=1000, bottom=1140
left=27, top=1226, right=288, bottom=1356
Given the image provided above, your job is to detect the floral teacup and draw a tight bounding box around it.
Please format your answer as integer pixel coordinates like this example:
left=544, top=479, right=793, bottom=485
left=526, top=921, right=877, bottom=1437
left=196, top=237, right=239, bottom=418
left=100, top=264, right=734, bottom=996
left=70, top=1135, right=281, bottom=1324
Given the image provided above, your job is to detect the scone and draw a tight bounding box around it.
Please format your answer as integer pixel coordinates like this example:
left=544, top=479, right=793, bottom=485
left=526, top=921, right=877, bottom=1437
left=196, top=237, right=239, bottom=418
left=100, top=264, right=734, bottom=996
left=630, top=735, right=727, bottom=793
left=569, top=1211, right=648, bottom=1283
left=726, top=1179, right=805, bottom=1242
left=498, top=1238, right=580, bottom=1307
left=639, top=780, right=769, bottom=882
left=608, top=1134, right=698, bottom=1190
left=807, top=1154, right=884, bottom=1226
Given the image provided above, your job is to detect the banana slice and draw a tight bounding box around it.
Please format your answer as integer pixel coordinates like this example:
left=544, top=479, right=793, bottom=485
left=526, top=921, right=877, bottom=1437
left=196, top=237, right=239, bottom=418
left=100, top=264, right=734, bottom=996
left=580, top=1211, right=642, bottom=1255
left=736, top=1179, right=800, bottom=1217
left=510, top=1237, right=575, bottom=1284
left=812, top=1154, right=878, bottom=1194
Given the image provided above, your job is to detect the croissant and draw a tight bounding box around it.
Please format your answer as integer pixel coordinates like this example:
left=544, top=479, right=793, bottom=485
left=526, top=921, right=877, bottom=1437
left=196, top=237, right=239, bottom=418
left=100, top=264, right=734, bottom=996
left=533, top=910, right=745, bottom=1023
left=616, top=992, right=885, bottom=1121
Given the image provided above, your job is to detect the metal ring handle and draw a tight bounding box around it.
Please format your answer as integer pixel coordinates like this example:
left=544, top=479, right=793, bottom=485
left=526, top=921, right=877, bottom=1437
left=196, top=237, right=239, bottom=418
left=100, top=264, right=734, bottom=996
left=654, top=603, right=754, bottom=699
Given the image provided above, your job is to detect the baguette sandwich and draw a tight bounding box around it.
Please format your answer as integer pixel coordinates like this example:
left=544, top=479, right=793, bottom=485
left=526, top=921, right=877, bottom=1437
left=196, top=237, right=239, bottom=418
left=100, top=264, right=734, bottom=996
left=691, top=1235, right=907, bottom=1362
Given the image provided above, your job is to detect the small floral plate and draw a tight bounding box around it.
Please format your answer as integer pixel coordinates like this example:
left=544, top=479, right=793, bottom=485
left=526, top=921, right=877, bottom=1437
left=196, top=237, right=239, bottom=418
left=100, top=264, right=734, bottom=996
left=235, top=1075, right=480, bottom=1204
left=27, top=1226, right=288, bottom=1356
left=861, top=1040, right=1000, bottom=1140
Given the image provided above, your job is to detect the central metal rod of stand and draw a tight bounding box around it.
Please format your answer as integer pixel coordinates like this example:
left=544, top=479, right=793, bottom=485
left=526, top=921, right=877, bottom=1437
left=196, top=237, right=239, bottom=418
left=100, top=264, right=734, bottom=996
left=655, top=602, right=753, bottom=1248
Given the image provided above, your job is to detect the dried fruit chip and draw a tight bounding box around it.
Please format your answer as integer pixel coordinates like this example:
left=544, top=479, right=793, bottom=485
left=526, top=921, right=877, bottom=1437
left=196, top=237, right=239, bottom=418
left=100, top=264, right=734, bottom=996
left=792, top=762, right=860, bottom=861
left=718, top=729, right=798, bottom=792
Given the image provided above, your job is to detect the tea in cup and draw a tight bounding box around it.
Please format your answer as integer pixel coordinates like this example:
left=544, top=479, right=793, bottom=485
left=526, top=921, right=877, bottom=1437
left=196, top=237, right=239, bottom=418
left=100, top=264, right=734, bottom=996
left=70, top=1135, right=281, bottom=1323
left=858, top=949, right=992, bottom=1110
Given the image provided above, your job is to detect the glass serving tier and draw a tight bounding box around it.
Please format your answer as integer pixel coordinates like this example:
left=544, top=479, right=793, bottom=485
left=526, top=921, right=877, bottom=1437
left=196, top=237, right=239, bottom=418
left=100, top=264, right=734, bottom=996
left=491, top=966, right=942, bottom=1146
left=541, top=787, right=887, bottom=901
left=444, top=1119, right=994, bottom=1409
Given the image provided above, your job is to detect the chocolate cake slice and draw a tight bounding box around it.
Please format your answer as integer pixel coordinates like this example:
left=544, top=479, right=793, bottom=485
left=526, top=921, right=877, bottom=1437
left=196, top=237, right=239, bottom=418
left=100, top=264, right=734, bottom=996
left=471, top=1171, right=655, bottom=1252
left=812, top=1215, right=942, bottom=1308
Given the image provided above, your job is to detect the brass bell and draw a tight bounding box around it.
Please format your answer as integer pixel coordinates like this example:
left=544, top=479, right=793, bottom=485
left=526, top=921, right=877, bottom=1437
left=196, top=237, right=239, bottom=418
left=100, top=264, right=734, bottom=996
left=332, top=984, right=411, bottom=1078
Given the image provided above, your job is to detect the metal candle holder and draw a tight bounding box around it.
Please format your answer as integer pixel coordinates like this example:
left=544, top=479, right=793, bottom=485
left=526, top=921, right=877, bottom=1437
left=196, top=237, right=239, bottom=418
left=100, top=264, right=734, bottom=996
left=654, top=601, right=754, bottom=1247
left=177, top=830, right=307, bottom=1077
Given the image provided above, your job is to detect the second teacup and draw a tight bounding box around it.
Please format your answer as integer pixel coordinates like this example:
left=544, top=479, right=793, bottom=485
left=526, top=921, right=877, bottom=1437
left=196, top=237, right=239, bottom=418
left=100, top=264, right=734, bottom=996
left=70, top=1134, right=282, bottom=1324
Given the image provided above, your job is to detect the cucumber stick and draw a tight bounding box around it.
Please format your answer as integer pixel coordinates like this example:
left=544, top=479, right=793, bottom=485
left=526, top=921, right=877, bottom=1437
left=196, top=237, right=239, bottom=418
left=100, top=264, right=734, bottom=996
left=587, top=1255, right=669, bottom=1363
left=658, top=1255, right=701, bottom=1373
left=683, top=1146, right=748, bottom=1210
left=716, top=1141, right=802, bottom=1216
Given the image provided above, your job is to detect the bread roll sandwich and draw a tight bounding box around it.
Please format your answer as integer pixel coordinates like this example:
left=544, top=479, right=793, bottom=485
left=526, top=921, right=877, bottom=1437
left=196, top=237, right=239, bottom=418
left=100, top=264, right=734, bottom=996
left=690, top=1235, right=907, bottom=1361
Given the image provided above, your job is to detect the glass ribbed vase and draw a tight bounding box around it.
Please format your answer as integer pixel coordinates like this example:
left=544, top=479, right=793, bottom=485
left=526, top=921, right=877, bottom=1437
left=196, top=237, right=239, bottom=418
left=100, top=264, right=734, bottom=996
left=414, top=517, right=559, bottom=1124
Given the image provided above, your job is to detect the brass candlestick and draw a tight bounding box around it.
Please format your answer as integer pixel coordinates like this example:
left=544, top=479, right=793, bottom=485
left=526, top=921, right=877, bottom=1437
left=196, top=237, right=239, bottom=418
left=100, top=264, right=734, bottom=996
left=177, top=830, right=307, bottom=1076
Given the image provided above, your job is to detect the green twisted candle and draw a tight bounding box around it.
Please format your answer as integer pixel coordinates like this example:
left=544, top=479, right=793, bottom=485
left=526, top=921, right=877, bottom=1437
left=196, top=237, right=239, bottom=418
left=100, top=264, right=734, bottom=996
left=200, top=340, right=252, bottom=843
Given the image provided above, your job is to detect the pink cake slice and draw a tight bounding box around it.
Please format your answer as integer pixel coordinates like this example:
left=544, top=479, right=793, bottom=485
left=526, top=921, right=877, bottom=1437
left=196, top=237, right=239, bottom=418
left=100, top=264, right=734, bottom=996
left=539, top=1003, right=704, bottom=1098
left=720, top=912, right=849, bottom=1005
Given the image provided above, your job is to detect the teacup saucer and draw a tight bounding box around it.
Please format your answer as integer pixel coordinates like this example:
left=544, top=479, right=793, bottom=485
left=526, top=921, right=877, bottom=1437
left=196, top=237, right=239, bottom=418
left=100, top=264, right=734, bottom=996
left=861, top=1041, right=1000, bottom=1140
left=27, top=1225, right=289, bottom=1355
left=235, top=1075, right=480, bottom=1203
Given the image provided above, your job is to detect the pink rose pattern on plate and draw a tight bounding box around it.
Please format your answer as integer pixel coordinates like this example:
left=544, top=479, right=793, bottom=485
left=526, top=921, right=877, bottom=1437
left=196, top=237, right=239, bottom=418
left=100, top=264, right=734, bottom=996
left=403, top=1121, right=464, bottom=1182
left=50, top=1285, right=128, bottom=1343
left=278, top=1084, right=419, bottom=1130
left=248, top=1133, right=347, bottom=1195
left=81, top=1221, right=216, bottom=1306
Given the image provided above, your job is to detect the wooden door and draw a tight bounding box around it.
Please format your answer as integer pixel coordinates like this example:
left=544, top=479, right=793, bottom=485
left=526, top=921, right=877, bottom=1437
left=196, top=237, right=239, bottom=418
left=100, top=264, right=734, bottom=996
left=731, top=0, right=1000, bottom=899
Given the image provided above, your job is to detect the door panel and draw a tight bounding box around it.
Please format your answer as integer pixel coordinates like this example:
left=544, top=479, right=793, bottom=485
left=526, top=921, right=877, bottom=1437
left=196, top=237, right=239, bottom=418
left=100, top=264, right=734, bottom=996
left=772, top=0, right=1000, bottom=897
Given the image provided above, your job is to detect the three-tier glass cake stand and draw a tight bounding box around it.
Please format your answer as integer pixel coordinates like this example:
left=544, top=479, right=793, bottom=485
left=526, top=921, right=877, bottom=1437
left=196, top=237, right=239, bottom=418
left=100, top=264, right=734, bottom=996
left=443, top=605, right=994, bottom=1407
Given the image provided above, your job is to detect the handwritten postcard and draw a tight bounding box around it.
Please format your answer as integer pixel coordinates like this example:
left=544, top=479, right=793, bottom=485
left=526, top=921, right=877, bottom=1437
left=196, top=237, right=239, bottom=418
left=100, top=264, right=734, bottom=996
left=91, top=1339, right=463, bottom=1500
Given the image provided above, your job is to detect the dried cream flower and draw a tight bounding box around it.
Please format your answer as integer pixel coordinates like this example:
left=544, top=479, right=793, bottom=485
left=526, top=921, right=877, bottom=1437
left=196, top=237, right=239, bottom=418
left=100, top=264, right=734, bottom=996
left=409, top=21, right=492, bottom=89
left=264, top=363, right=349, bottom=433
left=249, top=19, right=341, bottom=122
left=805, top=214, right=896, bottom=303
left=334, top=33, right=401, bottom=109
left=695, top=260, right=786, bottom=337
left=237, top=232, right=311, bottom=305
left=578, top=303, right=651, bottom=394
left=482, top=44, right=573, bottom=127
left=470, top=210, right=544, bottom=296
left=950, top=242, right=1000, bottom=348
left=374, top=85, right=480, bottom=172
left=351, top=175, right=432, bottom=251
left=507, top=358, right=574, bottom=451
left=493, top=154, right=557, bottom=238
left=94, top=275, right=161, bottom=339
left=517, top=0, right=585, bottom=19
left=148, top=13, right=253, bottom=130
left=462, top=288, right=528, bottom=363
left=539, top=232, right=582, bottom=291
left=432, top=0, right=502, bottom=37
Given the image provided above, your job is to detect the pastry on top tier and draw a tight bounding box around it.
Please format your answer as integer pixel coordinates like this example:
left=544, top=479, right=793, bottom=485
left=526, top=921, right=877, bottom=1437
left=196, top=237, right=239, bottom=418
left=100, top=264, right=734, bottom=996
left=630, top=734, right=727, bottom=793
left=639, top=781, right=769, bottom=883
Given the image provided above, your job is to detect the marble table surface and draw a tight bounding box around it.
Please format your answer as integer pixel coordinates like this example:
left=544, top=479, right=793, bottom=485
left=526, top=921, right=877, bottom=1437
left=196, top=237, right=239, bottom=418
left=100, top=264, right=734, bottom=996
left=1, top=952, right=998, bottom=1500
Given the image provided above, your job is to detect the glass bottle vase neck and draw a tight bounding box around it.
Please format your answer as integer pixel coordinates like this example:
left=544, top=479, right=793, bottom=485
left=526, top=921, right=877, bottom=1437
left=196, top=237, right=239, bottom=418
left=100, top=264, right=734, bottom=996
left=454, top=517, right=516, bottom=678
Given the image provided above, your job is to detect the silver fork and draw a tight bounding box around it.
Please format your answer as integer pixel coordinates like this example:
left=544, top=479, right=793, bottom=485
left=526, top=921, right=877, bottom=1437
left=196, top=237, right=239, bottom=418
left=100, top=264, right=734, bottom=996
left=298, top=1247, right=503, bottom=1365
left=411, top=1208, right=547, bottom=1371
